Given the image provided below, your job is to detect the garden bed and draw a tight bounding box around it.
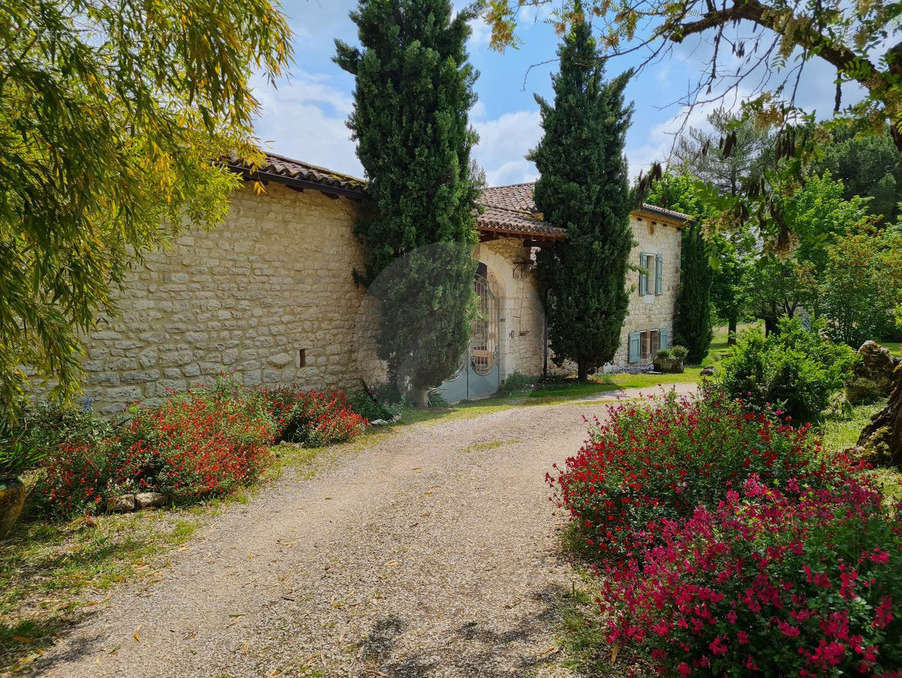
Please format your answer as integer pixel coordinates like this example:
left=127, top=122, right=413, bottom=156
left=552, top=389, right=901, bottom=676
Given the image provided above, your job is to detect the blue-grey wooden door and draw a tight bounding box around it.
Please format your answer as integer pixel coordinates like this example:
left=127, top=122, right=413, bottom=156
left=437, top=271, right=500, bottom=403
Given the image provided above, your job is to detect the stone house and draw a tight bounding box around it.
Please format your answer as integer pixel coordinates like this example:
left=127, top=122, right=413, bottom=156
left=77, top=153, right=687, bottom=414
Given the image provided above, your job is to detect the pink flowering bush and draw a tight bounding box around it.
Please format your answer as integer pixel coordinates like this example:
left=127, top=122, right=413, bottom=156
left=601, top=475, right=902, bottom=675
left=549, top=391, right=856, bottom=554
left=262, top=387, right=367, bottom=446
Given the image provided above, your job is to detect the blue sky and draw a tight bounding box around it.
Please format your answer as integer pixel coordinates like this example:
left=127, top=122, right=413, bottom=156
left=251, top=0, right=861, bottom=186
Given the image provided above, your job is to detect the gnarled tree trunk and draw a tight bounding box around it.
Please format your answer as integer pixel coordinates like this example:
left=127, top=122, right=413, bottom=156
left=858, top=362, right=902, bottom=466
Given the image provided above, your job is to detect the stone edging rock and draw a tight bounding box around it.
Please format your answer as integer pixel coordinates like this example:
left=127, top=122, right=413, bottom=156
left=107, top=491, right=167, bottom=513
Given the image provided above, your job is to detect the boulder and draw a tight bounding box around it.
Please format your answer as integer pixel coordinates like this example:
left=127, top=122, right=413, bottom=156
left=700, top=365, right=716, bottom=377
left=858, top=361, right=902, bottom=466
left=107, top=494, right=136, bottom=513
left=135, top=492, right=166, bottom=509
left=846, top=341, right=897, bottom=403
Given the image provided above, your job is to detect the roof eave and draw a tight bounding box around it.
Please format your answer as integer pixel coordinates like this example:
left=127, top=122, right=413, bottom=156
left=229, top=166, right=367, bottom=200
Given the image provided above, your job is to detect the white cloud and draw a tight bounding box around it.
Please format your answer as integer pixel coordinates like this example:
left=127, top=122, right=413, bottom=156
left=473, top=110, right=542, bottom=185
left=625, top=85, right=756, bottom=180
left=468, top=16, right=493, bottom=50
left=251, top=70, right=362, bottom=177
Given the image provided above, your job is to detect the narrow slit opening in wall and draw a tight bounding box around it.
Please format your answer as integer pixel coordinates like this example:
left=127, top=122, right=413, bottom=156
left=298, top=349, right=307, bottom=368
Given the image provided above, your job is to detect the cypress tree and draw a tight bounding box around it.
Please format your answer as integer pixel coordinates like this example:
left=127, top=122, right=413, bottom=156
left=530, top=9, right=634, bottom=381
left=673, top=221, right=714, bottom=363
left=335, top=0, right=480, bottom=406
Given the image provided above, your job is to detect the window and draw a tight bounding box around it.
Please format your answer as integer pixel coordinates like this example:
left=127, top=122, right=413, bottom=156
left=629, top=328, right=669, bottom=363
left=640, top=329, right=660, bottom=360
left=640, top=253, right=664, bottom=296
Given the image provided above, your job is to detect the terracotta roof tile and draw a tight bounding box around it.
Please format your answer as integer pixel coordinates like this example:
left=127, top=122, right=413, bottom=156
left=226, top=152, right=366, bottom=197
left=228, top=155, right=688, bottom=239
left=477, top=205, right=568, bottom=240
left=477, top=182, right=691, bottom=227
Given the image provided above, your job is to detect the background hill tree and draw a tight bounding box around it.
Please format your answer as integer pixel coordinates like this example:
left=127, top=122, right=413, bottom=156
left=0, top=0, right=291, bottom=415
left=815, top=122, right=902, bottom=224
left=336, top=0, right=481, bottom=406
left=531, top=7, right=634, bottom=382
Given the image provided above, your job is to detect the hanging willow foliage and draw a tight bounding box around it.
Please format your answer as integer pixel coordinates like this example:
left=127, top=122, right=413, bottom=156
left=0, top=0, right=292, bottom=415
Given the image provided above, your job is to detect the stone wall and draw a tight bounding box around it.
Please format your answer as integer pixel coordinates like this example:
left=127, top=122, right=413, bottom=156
left=76, top=186, right=682, bottom=414
left=610, top=214, right=682, bottom=367
left=79, top=183, right=384, bottom=415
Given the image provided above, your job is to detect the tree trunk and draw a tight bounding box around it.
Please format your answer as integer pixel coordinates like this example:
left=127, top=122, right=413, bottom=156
left=411, top=385, right=430, bottom=409
left=577, top=362, right=589, bottom=383
left=727, top=316, right=737, bottom=345
left=857, top=362, right=902, bottom=466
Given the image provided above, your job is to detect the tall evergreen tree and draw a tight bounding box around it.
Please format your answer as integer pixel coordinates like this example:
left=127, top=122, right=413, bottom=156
left=529, top=8, right=634, bottom=382
left=335, top=0, right=480, bottom=406
left=673, top=222, right=714, bottom=363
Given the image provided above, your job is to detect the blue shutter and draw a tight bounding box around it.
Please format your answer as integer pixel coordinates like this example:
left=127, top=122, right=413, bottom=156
left=628, top=331, right=641, bottom=363
left=655, top=254, right=663, bottom=295
left=638, top=253, right=647, bottom=296
left=659, top=327, right=669, bottom=350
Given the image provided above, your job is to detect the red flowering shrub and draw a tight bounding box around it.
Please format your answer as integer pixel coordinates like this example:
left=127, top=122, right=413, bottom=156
left=41, top=440, right=115, bottom=516
left=42, top=376, right=275, bottom=514
left=262, top=387, right=367, bottom=446
left=601, top=475, right=902, bottom=675
left=548, top=391, right=856, bottom=553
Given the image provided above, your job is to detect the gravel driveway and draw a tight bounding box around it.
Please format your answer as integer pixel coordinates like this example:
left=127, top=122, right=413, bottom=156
left=33, top=384, right=695, bottom=678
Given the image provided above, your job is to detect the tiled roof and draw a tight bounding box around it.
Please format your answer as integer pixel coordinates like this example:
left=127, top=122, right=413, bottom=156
left=634, top=202, right=693, bottom=223
left=478, top=182, right=691, bottom=227
left=478, top=205, right=568, bottom=240
left=480, top=183, right=539, bottom=213
left=226, top=152, right=366, bottom=197
left=477, top=183, right=566, bottom=240
left=227, top=155, right=688, bottom=238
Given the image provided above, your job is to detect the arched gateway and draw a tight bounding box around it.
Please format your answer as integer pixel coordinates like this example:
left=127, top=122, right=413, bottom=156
left=438, top=263, right=501, bottom=402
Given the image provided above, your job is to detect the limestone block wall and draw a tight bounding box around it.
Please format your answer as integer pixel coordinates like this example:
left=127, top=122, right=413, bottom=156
left=79, top=183, right=384, bottom=415
left=475, top=238, right=547, bottom=380
left=610, top=215, right=682, bottom=367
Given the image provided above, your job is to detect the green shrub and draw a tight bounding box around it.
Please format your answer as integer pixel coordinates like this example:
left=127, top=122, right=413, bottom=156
left=347, top=390, right=401, bottom=422
left=0, top=403, right=110, bottom=480
left=715, top=317, right=856, bottom=422
left=499, top=372, right=539, bottom=395
left=654, top=348, right=674, bottom=360
left=670, top=344, right=688, bottom=360
left=427, top=388, right=449, bottom=408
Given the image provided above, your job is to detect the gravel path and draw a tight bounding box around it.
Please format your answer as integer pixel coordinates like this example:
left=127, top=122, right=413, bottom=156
left=34, top=384, right=695, bottom=678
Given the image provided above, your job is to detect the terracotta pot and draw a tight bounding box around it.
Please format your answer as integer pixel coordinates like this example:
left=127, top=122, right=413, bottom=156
left=0, top=477, right=27, bottom=539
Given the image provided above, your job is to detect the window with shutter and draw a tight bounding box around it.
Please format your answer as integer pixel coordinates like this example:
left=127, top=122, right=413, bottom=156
left=628, top=331, right=640, bottom=363
left=659, top=327, right=669, bottom=350
left=655, top=254, right=663, bottom=295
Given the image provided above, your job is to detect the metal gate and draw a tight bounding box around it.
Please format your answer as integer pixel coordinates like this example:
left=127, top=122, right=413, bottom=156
left=438, top=268, right=500, bottom=403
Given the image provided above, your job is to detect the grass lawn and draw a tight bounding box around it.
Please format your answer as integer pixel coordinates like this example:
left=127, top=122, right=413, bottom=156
left=818, top=400, right=902, bottom=504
